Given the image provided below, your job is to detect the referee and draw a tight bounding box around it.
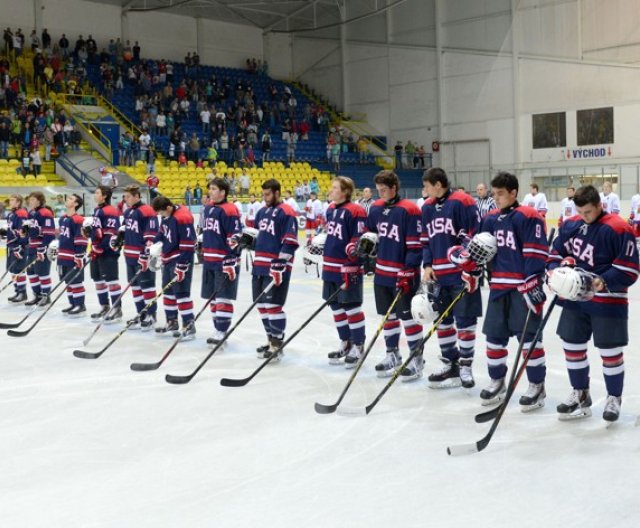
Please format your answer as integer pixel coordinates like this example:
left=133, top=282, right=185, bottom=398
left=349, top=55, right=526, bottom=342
left=475, top=182, right=496, bottom=286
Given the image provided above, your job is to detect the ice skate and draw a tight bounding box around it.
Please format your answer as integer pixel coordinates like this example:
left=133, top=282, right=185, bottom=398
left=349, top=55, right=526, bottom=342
left=374, top=349, right=401, bottom=378
left=263, top=337, right=284, bottom=362
left=67, top=305, right=86, bottom=317
left=344, top=344, right=364, bottom=369
left=519, top=382, right=546, bottom=412
left=156, top=318, right=179, bottom=335
left=480, top=378, right=506, bottom=406
left=90, top=305, right=110, bottom=322
left=173, top=324, right=196, bottom=342
left=603, top=395, right=621, bottom=423
left=207, top=329, right=227, bottom=348
left=400, top=354, right=424, bottom=382
left=8, top=291, right=27, bottom=303
left=328, top=340, right=350, bottom=365
left=103, top=306, right=122, bottom=324
left=428, top=358, right=461, bottom=389
left=459, top=359, right=475, bottom=389
left=557, top=389, right=592, bottom=421
left=139, top=313, right=156, bottom=332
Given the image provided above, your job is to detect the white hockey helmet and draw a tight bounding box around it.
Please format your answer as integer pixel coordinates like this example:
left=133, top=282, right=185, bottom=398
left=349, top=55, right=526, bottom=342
left=303, top=232, right=326, bottom=266
left=411, top=281, right=440, bottom=321
left=356, top=232, right=378, bottom=258
left=468, top=232, right=497, bottom=265
left=47, top=239, right=59, bottom=262
left=547, top=267, right=596, bottom=301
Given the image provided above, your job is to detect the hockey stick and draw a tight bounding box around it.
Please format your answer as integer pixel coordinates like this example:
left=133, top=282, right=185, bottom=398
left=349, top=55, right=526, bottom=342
left=130, top=278, right=230, bottom=372
left=7, top=259, right=91, bottom=338
left=473, top=309, right=533, bottom=423
left=219, top=285, right=345, bottom=388
left=337, top=288, right=468, bottom=417
left=164, top=280, right=277, bottom=384
left=314, top=289, right=403, bottom=414
left=80, top=267, right=144, bottom=347
left=73, top=277, right=178, bottom=360
left=447, top=296, right=558, bottom=456
left=0, top=256, right=37, bottom=295
left=0, top=262, right=88, bottom=329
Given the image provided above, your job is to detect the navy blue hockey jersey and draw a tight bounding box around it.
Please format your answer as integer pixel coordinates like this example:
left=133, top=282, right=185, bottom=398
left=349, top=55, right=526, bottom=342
left=58, top=213, right=88, bottom=263
left=201, top=201, right=242, bottom=269
left=123, top=202, right=158, bottom=264
left=253, top=203, right=299, bottom=277
left=156, top=205, right=196, bottom=265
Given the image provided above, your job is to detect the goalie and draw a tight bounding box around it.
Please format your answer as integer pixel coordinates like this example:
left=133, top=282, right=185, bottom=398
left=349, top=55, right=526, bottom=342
left=547, top=184, right=639, bottom=423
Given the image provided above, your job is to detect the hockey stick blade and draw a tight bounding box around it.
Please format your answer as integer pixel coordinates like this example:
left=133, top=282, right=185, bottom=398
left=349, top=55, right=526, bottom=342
left=446, top=436, right=490, bottom=456
left=73, top=349, right=105, bottom=360
left=0, top=314, right=31, bottom=329
left=130, top=361, right=163, bottom=372
left=336, top=406, right=368, bottom=417
left=165, top=373, right=194, bottom=384
left=219, top=376, right=250, bottom=387
left=7, top=328, right=31, bottom=337
left=314, top=401, right=338, bottom=414
left=474, top=406, right=501, bottom=423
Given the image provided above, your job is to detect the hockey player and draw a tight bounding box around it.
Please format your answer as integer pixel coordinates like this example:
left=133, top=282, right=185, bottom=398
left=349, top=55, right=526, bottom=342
left=304, top=191, right=324, bottom=244
left=121, top=185, right=159, bottom=330
left=152, top=196, right=197, bottom=340
left=547, top=185, right=639, bottom=422
left=284, top=190, right=300, bottom=214
left=628, top=190, right=640, bottom=239
left=322, top=176, right=367, bottom=367
left=4, top=194, right=29, bottom=303
left=56, top=194, right=88, bottom=315
left=88, top=185, right=123, bottom=322
left=366, top=170, right=424, bottom=380
left=253, top=178, right=299, bottom=360
left=201, top=177, right=242, bottom=346
left=453, top=172, right=548, bottom=409
left=420, top=168, right=482, bottom=388
left=522, top=183, right=548, bottom=218
left=245, top=193, right=262, bottom=228
left=600, top=181, right=620, bottom=215
left=24, top=192, right=56, bottom=306
left=558, top=186, right=577, bottom=227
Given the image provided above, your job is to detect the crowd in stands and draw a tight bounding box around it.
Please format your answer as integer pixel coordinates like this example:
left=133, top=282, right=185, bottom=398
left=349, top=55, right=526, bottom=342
left=394, top=140, right=429, bottom=169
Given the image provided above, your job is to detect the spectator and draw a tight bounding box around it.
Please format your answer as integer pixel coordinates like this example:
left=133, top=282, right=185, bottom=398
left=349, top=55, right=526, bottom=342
left=286, top=132, right=297, bottom=164
left=146, top=172, right=160, bottom=200
left=330, top=141, right=340, bottom=172
left=30, top=147, right=41, bottom=175
left=239, top=170, right=250, bottom=195
left=99, top=166, right=118, bottom=188
left=309, top=176, right=319, bottom=195
left=138, top=130, right=151, bottom=161
left=261, top=130, right=271, bottom=163
left=69, top=125, right=81, bottom=151
left=394, top=141, right=403, bottom=169
left=19, top=149, right=30, bottom=177
left=357, top=136, right=368, bottom=163
left=59, top=33, right=69, bottom=58
left=193, top=182, right=202, bottom=203
left=178, top=151, right=187, bottom=167
left=301, top=179, right=311, bottom=200
left=200, top=105, right=210, bottom=134
left=207, top=143, right=218, bottom=167
left=405, top=141, right=416, bottom=167
left=294, top=181, right=304, bottom=202
left=53, top=194, right=66, bottom=217
left=184, top=185, right=193, bottom=206
left=188, top=133, right=200, bottom=161
left=417, top=145, right=426, bottom=168
left=0, top=122, right=9, bottom=158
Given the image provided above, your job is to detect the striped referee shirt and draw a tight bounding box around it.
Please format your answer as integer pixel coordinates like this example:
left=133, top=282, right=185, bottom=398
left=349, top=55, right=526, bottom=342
left=359, top=198, right=374, bottom=214
left=476, top=196, right=497, bottom=218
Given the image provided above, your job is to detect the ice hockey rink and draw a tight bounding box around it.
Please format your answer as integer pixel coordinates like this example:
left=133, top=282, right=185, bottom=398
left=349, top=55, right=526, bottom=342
left=0, top=255, right=638, bottom=528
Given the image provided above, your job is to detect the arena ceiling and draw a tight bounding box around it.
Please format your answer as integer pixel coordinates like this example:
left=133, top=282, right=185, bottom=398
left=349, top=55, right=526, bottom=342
left=84, top=0, right=350, bottom=32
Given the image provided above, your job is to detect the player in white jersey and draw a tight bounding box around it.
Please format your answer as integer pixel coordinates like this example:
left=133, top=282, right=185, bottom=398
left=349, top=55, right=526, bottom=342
left=283, top=190, right=300, bottom=214
left=522, top=183, right=548, bottom=218
left=629, top=192, right=640, bottom=238
left=304, top=191, right=324, bottom=244
left=245, top=194, right=262, bottom=228
left=600, top=181, right=620, bottom=215
left=558, top=186, right=577, bottom=227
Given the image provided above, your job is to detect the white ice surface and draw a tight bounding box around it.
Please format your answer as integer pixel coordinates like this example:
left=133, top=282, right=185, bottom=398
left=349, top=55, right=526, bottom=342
left=0, top=257, right=639, bottom=528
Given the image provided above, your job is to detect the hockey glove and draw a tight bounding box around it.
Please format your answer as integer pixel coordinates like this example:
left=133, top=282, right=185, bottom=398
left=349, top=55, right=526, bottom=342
left=174, top=263, right=189, bottom=283
left=447, top=245, right=478, bottom=273
left=74, top=253, right=85, bottom=269
left=341, top=264, right=360, bottom=289
left=13, top=246, right=24, bottom=260
left=462, top=270, right=482, bottom=294
left=517, top=274, right=546, bottom=316
left=560, top=257, right=576, bottom=267
left=36, top=246, right=47, bottom=262
left=269, top=258, right=287, bottom=287
left=222, top=256, right=238, bottom=282
left=109, top=227, right=125, bottom=251
left=138, top=253, right=150, bottom=272
left=396, top=267, right=416, bottom=295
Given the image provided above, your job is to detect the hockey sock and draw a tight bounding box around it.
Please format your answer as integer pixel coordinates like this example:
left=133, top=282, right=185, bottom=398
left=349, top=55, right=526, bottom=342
left=66, top=286, right=74, bottom=306
left=437, top=322, right=459, bottom=362
left=40, top=274, right=52, bottom=295
left=15, top=274, right=26, bottom=292
left=28, top=273, right=41, bottom=296
left=108, top=281, right=122, bottom=307
left=562, top=341, right=590, bottom=390
left=214, top=298, right=234, bottom=333
left=599, top=346, right=624, bottom=397
left=176, top=294, right=194, bottom=326
left=486, top=338, right=509, bottom=380
left=267, top=305, right=286, bottom=340
left=401, top=317, right=423, bottom=352
left=457, top=322, right=477, bottom=361
left=346, top=305, right=365, bottom=346
left=75, top=285, right=85, bottom=307
left=522, top=338, right=546, bottom=384
left=383, top=315, right=401, bottom=350
left=330, top=303, right=350, bottom=342
left=257, top=304, right=271, bottom=334
left=163, top=293, right=178, bottom=320
left=142, top=287, right=157, bottom=315
left=132, top=286, right=145, bottom=313
left=95, top=280, right=108, bottom=306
